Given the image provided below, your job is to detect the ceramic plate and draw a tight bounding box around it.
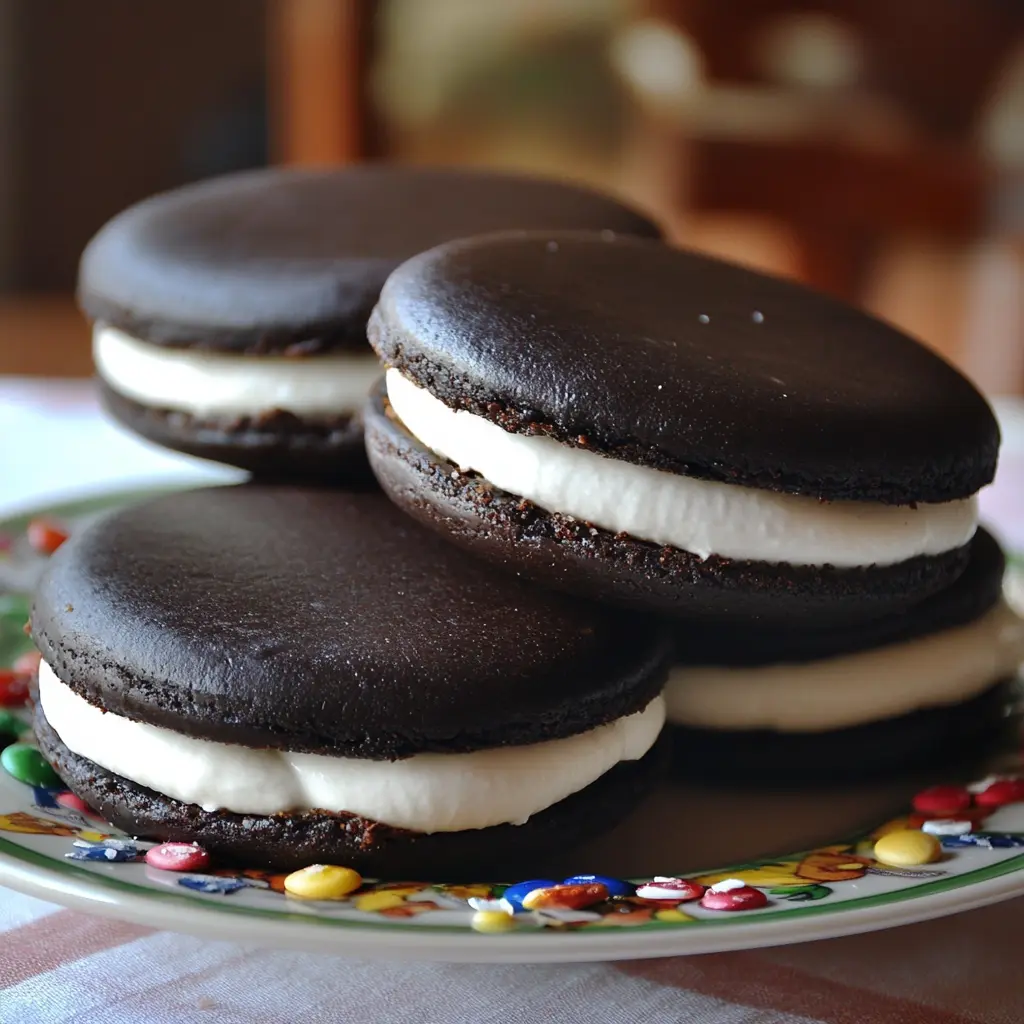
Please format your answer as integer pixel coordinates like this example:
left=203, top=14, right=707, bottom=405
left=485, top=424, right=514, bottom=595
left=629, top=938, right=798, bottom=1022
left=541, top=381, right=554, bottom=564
left=1, top=487, right=1023, bottom=963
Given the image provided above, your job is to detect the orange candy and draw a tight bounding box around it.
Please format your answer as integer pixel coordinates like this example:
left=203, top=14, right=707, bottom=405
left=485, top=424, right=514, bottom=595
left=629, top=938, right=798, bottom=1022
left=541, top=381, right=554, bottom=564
left=521, top=882, right=609, bottom=910
left=27, top=519, right=68, bottom=555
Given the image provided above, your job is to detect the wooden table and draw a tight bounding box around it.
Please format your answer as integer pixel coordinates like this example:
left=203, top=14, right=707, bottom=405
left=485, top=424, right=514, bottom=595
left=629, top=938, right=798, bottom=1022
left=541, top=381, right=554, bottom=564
left=0, top=296, right=91, bottom=377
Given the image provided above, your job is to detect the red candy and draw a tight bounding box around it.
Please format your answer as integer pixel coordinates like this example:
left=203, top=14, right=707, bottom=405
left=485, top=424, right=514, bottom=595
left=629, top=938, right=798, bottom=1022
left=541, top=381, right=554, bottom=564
left=912, top=785, right=972, bottom=818
left=27, top=519, right=68, bottom=555
left=635, top=878, right=706, bottom=903
left=974, top=779, right=1024, bottom=809
left=700, top=880, right=769, bottom=912
left=0, top=671, right=29, bottom=708
left=145, top=842, right=211, bottom=872
left=56, top=792, right=95, bottom=816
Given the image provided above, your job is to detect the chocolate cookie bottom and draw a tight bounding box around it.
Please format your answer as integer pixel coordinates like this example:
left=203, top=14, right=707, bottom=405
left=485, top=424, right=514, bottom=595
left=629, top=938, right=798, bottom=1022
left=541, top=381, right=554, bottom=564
left=35, top=702, right=669, bottom=877
left=100, top=381, right=375, bottom=484
left=668, top=681, right=1017, bottom=787
left=364, top=383, right=971, bottom=626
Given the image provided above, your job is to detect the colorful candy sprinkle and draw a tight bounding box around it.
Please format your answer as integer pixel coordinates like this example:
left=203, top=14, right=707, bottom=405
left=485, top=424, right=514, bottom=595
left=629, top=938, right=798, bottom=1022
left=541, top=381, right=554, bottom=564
left=521, top=883, right=609, bottom=911
left=0, top=671, right=29, bottom=708
left=873, top=829, right=942, bottom=867
left=562, top=874, right=633, bottom=897
left=700, top=879, right=769, bottom=911
left=1, top=743, right=60, bottom=787
left=26, top=519, right=68, bottom=555
left=145, top=842, right=211, bottom=872
left=500, top=879, right=557, bottom=912
left=635, top=877, right=706, bottom=903
left=974, top=778, right=1024, bottom=809
left=921, top=819, right=974, bottom=836
left=284, top=864, right=362, bottom=900
left=912, top=785, right=972, bottom=818
left=471, top=909, right=516, bottom=933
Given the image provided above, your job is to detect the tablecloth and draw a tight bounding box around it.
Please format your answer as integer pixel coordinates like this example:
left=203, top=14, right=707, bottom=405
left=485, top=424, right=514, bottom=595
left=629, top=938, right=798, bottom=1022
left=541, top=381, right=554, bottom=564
left=1, top=377, right=1023, bottom=1024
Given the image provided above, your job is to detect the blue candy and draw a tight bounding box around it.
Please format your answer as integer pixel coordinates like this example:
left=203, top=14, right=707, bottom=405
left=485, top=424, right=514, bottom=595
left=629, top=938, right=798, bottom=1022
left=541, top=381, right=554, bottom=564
left=500, top=879, right=557, bottom=912
left=940, top=832, right=1024, bottom=850
left=32, top=786, right=62, bottom=809
left=178, top=875, right=249, bottom=895
left=562, top=874, right=634, bottom=897
left=66, top=838, right=138, bottom=862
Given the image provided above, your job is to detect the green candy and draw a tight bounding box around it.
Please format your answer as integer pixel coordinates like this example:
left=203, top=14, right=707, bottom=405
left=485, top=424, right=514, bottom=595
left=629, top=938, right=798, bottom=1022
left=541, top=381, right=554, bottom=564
left=1, top=743, right=60, bottom=788
left=0, top=709, right=23, bottom=742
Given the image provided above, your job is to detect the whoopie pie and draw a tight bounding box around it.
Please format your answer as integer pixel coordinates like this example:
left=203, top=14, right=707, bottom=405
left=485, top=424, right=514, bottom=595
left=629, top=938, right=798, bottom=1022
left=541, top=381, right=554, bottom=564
left=31, top=486, right=670, bottom=875
left=366, top=231, right=998, bottom=626
left=80, top=167, right=661, bottom=482
left=664, top=528, right=1024, bottom=782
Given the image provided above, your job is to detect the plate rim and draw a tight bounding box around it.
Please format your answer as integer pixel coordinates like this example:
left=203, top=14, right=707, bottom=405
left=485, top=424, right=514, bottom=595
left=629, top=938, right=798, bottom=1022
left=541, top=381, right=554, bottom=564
left=2, top=835, right=1024, bottom=962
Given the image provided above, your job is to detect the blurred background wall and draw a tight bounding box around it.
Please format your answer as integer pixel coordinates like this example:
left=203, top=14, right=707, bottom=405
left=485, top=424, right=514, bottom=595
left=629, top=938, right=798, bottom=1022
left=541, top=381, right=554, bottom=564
left=0, top=0, right=1022, bottom=389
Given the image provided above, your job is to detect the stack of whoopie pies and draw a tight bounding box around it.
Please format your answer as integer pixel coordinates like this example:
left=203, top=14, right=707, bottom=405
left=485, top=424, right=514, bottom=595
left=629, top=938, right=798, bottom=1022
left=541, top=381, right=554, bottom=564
left=29, top=165, right=1024, bottom=876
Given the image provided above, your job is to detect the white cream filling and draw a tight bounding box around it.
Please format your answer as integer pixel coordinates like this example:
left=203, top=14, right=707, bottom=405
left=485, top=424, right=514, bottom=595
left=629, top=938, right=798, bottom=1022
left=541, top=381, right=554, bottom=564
left=38, top=662, right=664, bottom=832
left=664, top=600, right=1024, bottom=732
left=386, top=369, right=979, bottom=568
left=94, top=325, right=382, bottom=418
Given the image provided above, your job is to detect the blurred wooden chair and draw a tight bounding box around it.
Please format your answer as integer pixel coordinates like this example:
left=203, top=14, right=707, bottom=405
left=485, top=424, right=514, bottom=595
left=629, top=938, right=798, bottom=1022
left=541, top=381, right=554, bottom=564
left=614, top=5, right=997, bottom=302
left=960, top=41, right=1024, bottom=394
left=268, top=0, right=376, bottom=165
left=265, top=0, right=1020, bottom=388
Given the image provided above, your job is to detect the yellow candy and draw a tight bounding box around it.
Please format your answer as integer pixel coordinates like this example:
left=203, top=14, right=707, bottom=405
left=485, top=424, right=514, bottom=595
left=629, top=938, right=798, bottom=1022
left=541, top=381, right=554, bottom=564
left=871, top=817, right=915, bottom=840
left=283, top=864, right=362, bottom=900
left=353, top=890, right=406, bottom=912
left=873, top=829, right=942, bottom=868
left=471, top=910, right=516, bottom=933
left=654, top=908, right=696, bottom=923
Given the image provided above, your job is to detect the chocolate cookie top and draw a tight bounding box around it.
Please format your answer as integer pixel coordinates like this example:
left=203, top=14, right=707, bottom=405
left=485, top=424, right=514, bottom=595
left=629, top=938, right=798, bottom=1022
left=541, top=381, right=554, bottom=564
left=32, top=487, right=670, bottom=759
left=370, top=232, right=998, bottom=503
left=78, top=167, right=661, bottom=353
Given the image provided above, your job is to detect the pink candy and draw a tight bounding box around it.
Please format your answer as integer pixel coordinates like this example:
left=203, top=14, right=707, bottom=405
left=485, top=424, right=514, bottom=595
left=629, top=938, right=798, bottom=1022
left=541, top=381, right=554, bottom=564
left=55, top=792, right=95, bottom=816
left=145, top=842, right=211, bottom=872
left=700, top=879, right=769, bottom=912
left=635, top=877, right=706, bottom=903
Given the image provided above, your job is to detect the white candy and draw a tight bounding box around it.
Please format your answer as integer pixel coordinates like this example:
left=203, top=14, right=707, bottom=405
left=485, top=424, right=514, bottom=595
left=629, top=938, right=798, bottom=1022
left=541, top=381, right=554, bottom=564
left=921, top=819, right=973, bottom=836
left=967, top=774, right=1009, bottom=794
left=635, top=881, right=689, bottom=900
left=708, top=878, right=747, bottom=893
